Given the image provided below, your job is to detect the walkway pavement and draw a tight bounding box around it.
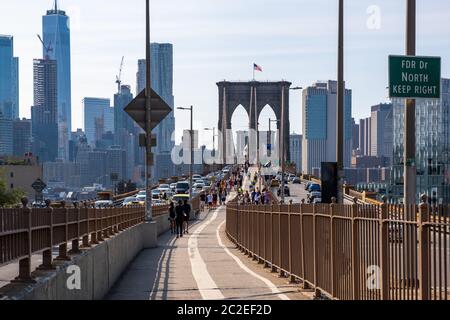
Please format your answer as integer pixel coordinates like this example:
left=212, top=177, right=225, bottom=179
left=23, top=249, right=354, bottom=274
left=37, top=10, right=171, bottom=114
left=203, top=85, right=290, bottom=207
left=106, top=201, right=312, bottom=300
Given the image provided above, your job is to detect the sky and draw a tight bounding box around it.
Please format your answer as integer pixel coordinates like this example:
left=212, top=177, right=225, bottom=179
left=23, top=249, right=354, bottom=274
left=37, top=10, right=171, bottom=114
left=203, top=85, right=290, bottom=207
left=1, top=0, right=450, bottom=148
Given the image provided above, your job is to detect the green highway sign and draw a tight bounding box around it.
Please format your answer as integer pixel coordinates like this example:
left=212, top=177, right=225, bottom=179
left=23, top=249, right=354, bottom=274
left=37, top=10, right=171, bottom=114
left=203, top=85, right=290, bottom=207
left=389, top=55, right=441, bottom=99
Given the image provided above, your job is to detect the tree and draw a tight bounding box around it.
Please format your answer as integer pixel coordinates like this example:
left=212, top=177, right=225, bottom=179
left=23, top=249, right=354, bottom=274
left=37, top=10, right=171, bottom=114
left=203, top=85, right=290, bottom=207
left=0, top=172, right=24, bottom=207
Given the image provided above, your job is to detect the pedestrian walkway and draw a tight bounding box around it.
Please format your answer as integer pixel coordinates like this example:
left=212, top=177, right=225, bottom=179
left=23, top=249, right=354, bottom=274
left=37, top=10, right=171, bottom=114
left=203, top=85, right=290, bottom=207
left=106, top=200, right=312, bottom=300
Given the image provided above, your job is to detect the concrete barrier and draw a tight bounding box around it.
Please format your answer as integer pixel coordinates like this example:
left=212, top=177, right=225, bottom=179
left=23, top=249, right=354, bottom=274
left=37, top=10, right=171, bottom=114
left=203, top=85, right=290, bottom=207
left=0, top=213, right=172, bottom=300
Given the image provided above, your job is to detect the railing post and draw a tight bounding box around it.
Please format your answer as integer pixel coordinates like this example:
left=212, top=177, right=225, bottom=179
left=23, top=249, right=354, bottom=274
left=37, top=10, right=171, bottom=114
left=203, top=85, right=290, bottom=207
left=313, top=203, right=320, bottom=298
left=97, top=208, right=104, bottom=242
left=330, top=197, right=336, bottom=297
left=253, top=205, right=259, bottom=261
left=278, top=203, right=285, bottom=277
left=288, top=200, right=296, bottom=283
left=38, top=200, right=55, bottom=270
left=82, top=202, right=90, bottom=247
left=270, top=204, right=277, bottom=273
left=351, top=197, right=360, bottom=300
left=69, top=202, right=81, bottom=254
left=264, top=205, right=270, bottom=268
left=56, top=201, right=70, bottom=261
left=379, top=196, right=389, bottom=300
left=300, top=199, right=309, bottom=289
left=13, top=198, right=35, bottom=283
left=418, top=194, right=430, bottom=300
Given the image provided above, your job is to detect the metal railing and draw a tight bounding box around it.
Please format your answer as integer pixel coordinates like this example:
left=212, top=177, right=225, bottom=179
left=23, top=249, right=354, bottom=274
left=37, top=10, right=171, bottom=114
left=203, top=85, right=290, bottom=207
left=0, top=198, right=169, bottom=282
left=226, top=195, right=450, bottom=300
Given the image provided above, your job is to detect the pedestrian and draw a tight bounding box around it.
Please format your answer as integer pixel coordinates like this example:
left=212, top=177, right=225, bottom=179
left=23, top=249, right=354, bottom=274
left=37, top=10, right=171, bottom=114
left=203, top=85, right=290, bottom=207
left=221, top=191, right=226, bottom=204
left=212, top=192, right=218, bottom=208
left=200, top=192, right=206, bottom=211
left=207, top=193, right=213, bottom=209
left=168, top=202, right=176, bottom=234
left=254, top=188, right=261, bottom=205
left=182, top=199, right=191, bottom=234
left=175, top=200, right=184, bottom=238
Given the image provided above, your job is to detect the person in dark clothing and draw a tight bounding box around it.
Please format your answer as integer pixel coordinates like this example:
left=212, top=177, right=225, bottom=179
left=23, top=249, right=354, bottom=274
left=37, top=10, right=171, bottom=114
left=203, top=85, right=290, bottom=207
left=169, top=202, right=176, bottom=234
left=175, top=200, right=184, bottom=238
left=182, top=199, right=191, bottom=234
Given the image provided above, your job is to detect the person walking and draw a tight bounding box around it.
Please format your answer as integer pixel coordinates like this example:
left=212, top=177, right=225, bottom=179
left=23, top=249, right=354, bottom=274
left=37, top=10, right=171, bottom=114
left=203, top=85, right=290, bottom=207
left=254, top=188, right=261, bottom=205
left=175, top=200, right=184, bottom=238
left=200, top=192, right=206, bottom=211
left=168, top=202, right=176, bottom=234
left=182, top=199, right=191, bottom=234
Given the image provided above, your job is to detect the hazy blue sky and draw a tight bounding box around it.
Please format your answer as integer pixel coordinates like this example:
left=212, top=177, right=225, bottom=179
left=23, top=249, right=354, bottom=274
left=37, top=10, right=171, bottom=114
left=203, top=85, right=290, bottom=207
left=1, top=0, right=450, bottom=146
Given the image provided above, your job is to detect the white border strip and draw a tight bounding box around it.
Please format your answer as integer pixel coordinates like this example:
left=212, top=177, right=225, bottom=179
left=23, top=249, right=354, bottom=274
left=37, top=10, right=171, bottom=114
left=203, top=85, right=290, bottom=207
left=188, top=209, right=225, bottom=300
left=216, top=220, right=290, bottom=300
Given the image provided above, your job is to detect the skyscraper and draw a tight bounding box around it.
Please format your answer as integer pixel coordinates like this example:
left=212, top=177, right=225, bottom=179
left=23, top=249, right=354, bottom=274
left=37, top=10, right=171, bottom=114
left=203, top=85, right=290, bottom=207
left=290, top=133, right=302, bottom=174
left=301, top=81, right=352, bottom=175
left=370, top=103, right=393, bottom=163
left=351, top=118, right=359, bottom=152
left=114, top=85, right=135, bottom=143
left=358, top=117, right=372, bottom=156
left=0, top=114, right=12, bottom=155
left=13, top=118, right=32, bottom=157
left=43, top=1, right=71, bottom=160
left=82, top=97, right=111, bottom=147
left=0, top=35, right=19, bottom=120
left=32, top=58, right=58, bottom=162
left=136, top=43, right=175, bottom=180
left=391, top=78, right=450, bottom=204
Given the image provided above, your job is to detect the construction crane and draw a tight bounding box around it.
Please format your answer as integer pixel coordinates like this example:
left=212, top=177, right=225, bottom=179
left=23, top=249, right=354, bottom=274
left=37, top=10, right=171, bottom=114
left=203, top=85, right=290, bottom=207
left=37, top=34, right=53, bottom=60
left=115, top=56, right=124, bottom=94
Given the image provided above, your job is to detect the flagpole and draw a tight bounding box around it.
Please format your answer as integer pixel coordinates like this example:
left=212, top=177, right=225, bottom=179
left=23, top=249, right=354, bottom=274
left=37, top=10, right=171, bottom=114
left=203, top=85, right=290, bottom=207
left=253, top=64, right=255, bottom=81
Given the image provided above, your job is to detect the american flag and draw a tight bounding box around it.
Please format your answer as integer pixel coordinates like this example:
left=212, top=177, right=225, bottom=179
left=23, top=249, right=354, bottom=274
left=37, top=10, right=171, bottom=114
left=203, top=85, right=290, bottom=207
left=254, top=63, right=263, bottom=72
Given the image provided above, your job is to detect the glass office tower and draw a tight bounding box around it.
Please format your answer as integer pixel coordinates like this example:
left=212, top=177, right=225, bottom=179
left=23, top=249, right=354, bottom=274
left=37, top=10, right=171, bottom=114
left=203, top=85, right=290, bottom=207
left=43, top=2, right=71, bottom=160
left=391, top=78, right=450, bottom=204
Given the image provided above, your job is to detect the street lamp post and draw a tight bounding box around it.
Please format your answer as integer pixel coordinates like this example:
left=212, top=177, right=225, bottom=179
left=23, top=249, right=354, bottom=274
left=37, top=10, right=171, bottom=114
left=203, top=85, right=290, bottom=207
left=178, top=106, right=194, bottom=205
left=336, top=0, right=345, bottom=204
left=404, top=0, right=416, bottom=206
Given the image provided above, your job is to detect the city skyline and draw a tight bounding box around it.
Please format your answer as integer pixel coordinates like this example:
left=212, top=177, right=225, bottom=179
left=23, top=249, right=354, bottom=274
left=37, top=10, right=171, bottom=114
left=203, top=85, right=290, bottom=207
left=1, top=0, right=450, bottom=147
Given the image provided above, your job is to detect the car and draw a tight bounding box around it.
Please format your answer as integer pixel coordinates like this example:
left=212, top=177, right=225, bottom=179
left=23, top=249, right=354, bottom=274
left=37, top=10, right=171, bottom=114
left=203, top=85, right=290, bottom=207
left=304, top=181, right=312, bottom=190
left=192, top=174, right=202, bottom=181
left=158, top=184, right=171, bottom=192
left=308, top=191, right=322, bottom=203
left=292, top=177, right=301, bottom=184
left=94, top=200, right=114, bottom=209
left=308, top=183, right=321, bottom=192
left=137, top=190, right=146, bottom=196
left=136, top=194, right=146, bottom=202
left=122, top=197, right=141, bottom=207
left=172, top=194, right=190, bottom=204
left=176, top=181, right=190, bottom=194
left=170, top=183, right=177, bottom=191
left=193, top=182, right=205, bottom=190
left=202, top=179, right=211, bottom=187
left=270, top=179, right=280, bottom=188
left=152, top=189, right=161, bottom=199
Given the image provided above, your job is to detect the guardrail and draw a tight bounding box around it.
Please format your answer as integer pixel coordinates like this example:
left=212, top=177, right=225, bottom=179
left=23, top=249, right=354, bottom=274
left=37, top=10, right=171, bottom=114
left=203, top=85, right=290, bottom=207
left=0, top=198, right=169, bottom=282
left=226, top=195, right=450, bottom=300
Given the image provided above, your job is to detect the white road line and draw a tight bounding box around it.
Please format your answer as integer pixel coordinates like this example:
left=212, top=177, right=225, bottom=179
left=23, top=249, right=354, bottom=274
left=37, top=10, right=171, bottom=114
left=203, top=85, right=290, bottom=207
left=216, top=220, right=291, bottom=300
left=188, top=209, right=225, bottom=300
